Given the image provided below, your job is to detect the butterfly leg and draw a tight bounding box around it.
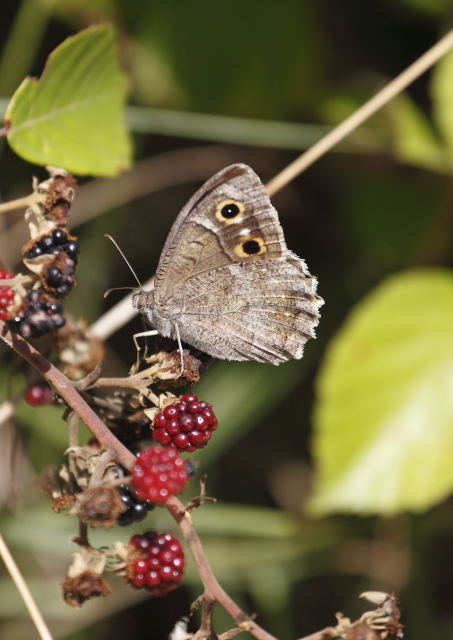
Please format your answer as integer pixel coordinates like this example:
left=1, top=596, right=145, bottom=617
left=132, top=329, right=159, bottom=373
left=174, top=322, right=184, bottom=379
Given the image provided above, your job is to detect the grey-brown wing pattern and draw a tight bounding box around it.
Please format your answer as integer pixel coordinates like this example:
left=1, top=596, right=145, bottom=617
left=153, top=164, right=287, bottom=305
left=170, top=254, right=323, bottom=364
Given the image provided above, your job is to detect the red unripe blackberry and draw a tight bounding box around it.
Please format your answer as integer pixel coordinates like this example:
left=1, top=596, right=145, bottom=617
left=24, top=383, right=53, bottom=406
left=131, top=446, right=189, bottom=504
left=0, top=270, right=15, bottom=281
left=129, top=531, right=185, bottom=596
left=0, top=271, right=15, bottom=322
left=152, top=394, right=218, bottom=452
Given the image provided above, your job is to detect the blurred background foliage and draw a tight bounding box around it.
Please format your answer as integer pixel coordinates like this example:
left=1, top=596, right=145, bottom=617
left=2, top=1, right=453, bottom=640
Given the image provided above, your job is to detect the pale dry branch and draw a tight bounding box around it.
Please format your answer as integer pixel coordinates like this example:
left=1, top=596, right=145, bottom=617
left=265, top=27, right=453, bottom=196
left=0, top=534, right=53, bottom=640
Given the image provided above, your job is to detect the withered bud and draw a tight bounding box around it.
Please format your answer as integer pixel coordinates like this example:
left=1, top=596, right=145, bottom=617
left=71, top=486, right=124, bottom=529
left=62, top=551, right=113, bottom=608
left=57, top=318, right=106, bottom=380
left=52, top=494, right=76, bottom=513
left=153, top=349, right=202, bottom=388
left=345, top=622, right=380, bottom=640
left=45, top=172, right=78, bottom=217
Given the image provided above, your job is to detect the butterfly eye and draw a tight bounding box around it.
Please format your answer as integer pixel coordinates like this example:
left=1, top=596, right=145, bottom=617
left=215, top=199, right=245, bottom=224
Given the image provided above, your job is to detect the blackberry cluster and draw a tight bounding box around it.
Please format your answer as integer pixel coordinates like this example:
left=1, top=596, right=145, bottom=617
left=132, top=446, right=189, bottom=504
left=153, top=393, right=218, bottom=452
left=24, top=383, right=53, bottom=406
left=129, top=531, right=185, bottom=596
left=26, top=229, right=80, bottom=297
left=7, top=289, right=65, bottom=338
left=117, top=483, right=156, bottom=527
left=0, top=269, right=15, bottom=321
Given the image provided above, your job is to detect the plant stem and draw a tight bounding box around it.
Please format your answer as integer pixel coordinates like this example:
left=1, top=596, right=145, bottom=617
left=0, top=534, right=53, bottom=640
left=166, top=495, right=279, bottom=640
left=265, top=27, right=453, bottom=197
left=0, top=321, right=136, bottom=469
left=0, top=192, right=46, bottom=214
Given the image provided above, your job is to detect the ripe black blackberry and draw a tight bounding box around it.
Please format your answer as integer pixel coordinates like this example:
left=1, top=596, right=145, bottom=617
left=117, top=484, right=156, bottom=527
left=25, top=229, right=80, bottom=298
left=7, top=289, right=65, bottom=338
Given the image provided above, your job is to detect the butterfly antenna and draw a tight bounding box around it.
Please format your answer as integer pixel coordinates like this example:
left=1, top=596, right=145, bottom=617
left=104, top=234, right=142, bottom=289
left=104, top=286, right=137, bottom=298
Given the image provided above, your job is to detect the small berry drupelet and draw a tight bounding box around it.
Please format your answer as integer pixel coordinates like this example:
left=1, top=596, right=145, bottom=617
left=24, top=383, right=53, bottom=406
left=153, top=394, right=218, bottom=452
left=131, top=446, right=189, bottom=505
left=129, top=531, right=185, bottom=596
left=0, top=269, right=15, bottom=321
left=117, top=484, right=156, bottom=527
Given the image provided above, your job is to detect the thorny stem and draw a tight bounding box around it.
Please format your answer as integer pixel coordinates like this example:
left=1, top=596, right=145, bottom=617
left=166, top=495, right=279, bottom=640
left=0, top=321, right=136, bottom=469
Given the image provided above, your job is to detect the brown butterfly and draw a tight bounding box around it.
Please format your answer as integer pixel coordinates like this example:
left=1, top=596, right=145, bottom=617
left=132, top=163, right=323, bottom=365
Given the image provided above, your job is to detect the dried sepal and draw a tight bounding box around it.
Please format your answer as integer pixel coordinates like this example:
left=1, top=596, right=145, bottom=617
left=25, top=168, right=78, bottom=240
left=62, top=548, right=112, bottom=608
left=70, top=485, right=124, bottom=529
left=109, top=541, right=142, bottom=578
left=57, top=318, right=105, bottom=380
left=142, top=349, right=202, bottom=388
left=333, top=592, right=403, bottom=640
left=67, top=449, right=128, bottom=529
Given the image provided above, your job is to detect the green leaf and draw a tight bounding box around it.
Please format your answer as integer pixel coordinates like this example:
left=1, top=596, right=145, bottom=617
left=5, top=24, right=132, bottom=176
left=311, top=269, right=453, bottom=516
left=432, top=47, right=453, bottom=161
left=389, top=94, right=449, bottom=174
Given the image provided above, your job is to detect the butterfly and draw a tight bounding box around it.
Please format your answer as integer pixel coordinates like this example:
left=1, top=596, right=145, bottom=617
left=131, top=163, right=323, bottom=365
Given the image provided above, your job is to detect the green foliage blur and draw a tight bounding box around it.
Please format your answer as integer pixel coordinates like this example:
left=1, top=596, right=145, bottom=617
left=2, top=1, right=453, bottom=640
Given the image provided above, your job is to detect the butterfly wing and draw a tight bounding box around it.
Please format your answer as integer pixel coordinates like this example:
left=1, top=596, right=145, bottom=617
left=153, top=163, right=323, bottom=364
left=154, top=164, right=287, bottom=304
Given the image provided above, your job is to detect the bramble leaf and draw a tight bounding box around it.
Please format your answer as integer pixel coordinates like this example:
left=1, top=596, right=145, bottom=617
left=5, top=24, right=132, bottom=176
left=311, top=269, right=453, bottom=516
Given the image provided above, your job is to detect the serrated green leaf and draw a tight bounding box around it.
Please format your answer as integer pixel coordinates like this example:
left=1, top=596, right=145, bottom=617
left=311, top=269, right=453, bottom=516
left=5, top=24, right=132, bottom=176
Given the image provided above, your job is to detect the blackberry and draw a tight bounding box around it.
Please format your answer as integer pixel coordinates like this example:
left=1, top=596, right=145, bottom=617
left=6, top=289, right=66, bottom=338
left=153, top=394, right=218, bottom=452
left=24, top=383, right=53, bottom=406
left=117, top=484, right=155, bottom=527
left=128, top=531, right=185, bottom=596
left=25, top=231, right=80, bottom=298
left=0, top=270, right=15, bottom=321
left=131, top=446, right=189, bottom=505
